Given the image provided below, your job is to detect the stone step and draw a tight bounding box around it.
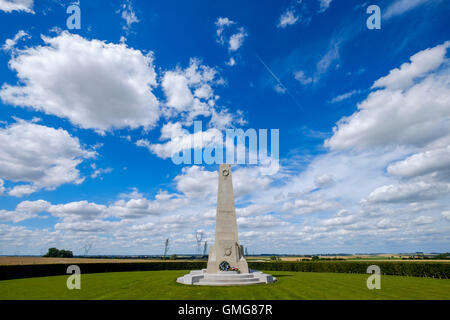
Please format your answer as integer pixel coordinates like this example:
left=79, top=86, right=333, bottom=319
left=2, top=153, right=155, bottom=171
left=202, top=274, right=255, bottom=280
left=194, top=280, right=266, bottom=286
left=199, top=277, right=260, bottom=283
left=177, top=269, right=277, bottom=286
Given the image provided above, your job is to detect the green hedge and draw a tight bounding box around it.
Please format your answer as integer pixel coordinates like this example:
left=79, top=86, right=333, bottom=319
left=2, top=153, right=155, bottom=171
left=0, top=261, right=448, bottom=280
left=248, top=261, right=450, bottom=279
left=0, top=262, right=206, bottom=281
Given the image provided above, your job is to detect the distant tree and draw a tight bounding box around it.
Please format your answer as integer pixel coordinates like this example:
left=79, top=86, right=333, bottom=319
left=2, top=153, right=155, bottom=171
left=270, top=256, right=280, bottom=261
left=44, top=247, right=60, bottom=257
left=170, top=254, right=177, bottom=260
left=59, top=249, right=73, bottom=258
left=43, top=247, right=73, bottom=258
left=436, top=253, right=450, bottom=259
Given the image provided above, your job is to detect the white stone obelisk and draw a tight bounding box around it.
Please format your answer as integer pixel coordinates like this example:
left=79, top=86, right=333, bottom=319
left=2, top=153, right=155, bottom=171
left=206, top=164, right=249, bottom=274
left=176, top=164, right=275, bottom=285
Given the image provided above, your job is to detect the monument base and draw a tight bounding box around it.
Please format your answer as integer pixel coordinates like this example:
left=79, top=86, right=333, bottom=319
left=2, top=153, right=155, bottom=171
left=176, top=269, right=276, bottom=286
left=206, top=242, right=249, bottom=274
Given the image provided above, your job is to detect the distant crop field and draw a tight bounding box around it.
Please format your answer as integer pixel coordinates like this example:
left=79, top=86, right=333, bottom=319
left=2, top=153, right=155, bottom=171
left=247, top=256, right=449, bottom=262
left=0, top=270, right=449, bottom=300
left=0, top=257, right=193, bottom=266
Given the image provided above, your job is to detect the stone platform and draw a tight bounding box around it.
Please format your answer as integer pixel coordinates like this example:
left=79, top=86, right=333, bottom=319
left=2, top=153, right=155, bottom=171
left=176, top=269, right=276, bottom=286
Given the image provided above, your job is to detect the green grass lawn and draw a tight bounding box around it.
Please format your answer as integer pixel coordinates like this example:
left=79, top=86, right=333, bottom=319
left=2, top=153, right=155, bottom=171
left=0, top=270, right=449, bottom=300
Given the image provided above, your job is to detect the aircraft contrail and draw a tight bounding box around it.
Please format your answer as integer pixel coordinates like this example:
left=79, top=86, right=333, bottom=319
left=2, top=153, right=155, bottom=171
left=256, top=54, right=301, bottom=109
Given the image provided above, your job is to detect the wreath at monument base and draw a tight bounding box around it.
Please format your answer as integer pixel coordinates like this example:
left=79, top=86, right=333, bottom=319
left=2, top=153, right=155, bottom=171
left=219, top=261, right=230, bottom=271
left=219, top=261, right=241, bottom=273
left=229, top=267, right=240, bottom=273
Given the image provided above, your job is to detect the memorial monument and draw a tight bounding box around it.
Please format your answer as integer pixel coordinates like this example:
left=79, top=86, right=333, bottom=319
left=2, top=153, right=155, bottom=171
left=177, top=164, right=276, bottom=286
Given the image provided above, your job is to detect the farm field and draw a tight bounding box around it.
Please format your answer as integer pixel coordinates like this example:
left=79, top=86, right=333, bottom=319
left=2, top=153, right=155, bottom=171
left=2, top=256, right=447, bottom=266
left=0, top=270, right=449, bottom=300
left=248, top=255, right=449, bottom=262
left=0, top=257, right=196, bottom=265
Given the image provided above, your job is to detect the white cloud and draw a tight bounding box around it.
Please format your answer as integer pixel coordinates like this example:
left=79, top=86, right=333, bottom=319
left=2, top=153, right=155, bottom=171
left=277, top=9, right=299, bottom=28
left=162, top=73, right=194, bottom=110
left=210, top=107, right=246, bottom=129
left=326, top=42, right=450, bottom=150
left=2, top=30, right=29, bottom=51
left=55, top=219, right=123, bottom=233
left=442, top=211, right=450, bottom=221
left=229, top=28, right=247, bottom=52
left=226, top=57, right=236, bottom=67
left=2, top=33, right=450, bottom=255
left=0, top=179, right=4, bottom=195
left=137, top=110, right=246, bottom=161
left=215, top=17, right=235, bottom=45
left=314, top=174, right=334, bottom=188
left=111, top=190, right=188, bottom=219
left=412, top=215, right=434, bottom=225
left=1, top=152, right=448, bottom=254
left=8, top=184, right=38, bottom=197
left=387, top=146, right=450, bottom=179
left=174, top=165, right=272, bottom=200
left=140, top=59, right=246, bottom=160
left=237, top=215, right=289, bottom=229
left=48, top=201, right=107, bottom=221
left=215, top=17, right=247, bottom=64
left=321, top=213, right=358, bottom=227
left=0, top=187, right=187, bottom=224
left=232, top=166, right=272, bottom=197
left=274, top=84, right=287, bottom=94
left=318, top=0, right=332, bottom=13
left=0, top=120, right=95, bottom=196
left=0, top=200, right=50, bottom=223
left=174, top=166, right=217, bottom=199
left=282, top=197, right=338, bottom=215
left=372, top=41, right=450, bottom=91
left=236, top=204, right=271, bottom=217
left=292, top=39, right=341, bottom=86
left=137, top=122, right=223, bottom=160
left=316, top=41, right=340, bottom=76
left=384, top=0, right=430, bottom=19
left=330, top=90, right=360, bottom=104
left=0, top=0, right=33, bottom=13
left=16, top=199, right=50, bottom=212
left=117, top=0, right=139, bottom=31
left=90, top=165, right=113, bottom=179
left=321, top=42, right=450, bottom=231
left=161, top=58, right=220, bottom=118
left=0, top=32, right=160, bottom=133
left=363, top=181, right=450, bottom=204
left=294, top=70, right=313, bottom=85
left=215, top=17, right=234, bottom=27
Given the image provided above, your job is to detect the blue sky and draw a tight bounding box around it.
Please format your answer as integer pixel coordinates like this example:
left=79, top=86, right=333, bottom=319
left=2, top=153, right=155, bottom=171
left=0, top=0, right=449, bottom=255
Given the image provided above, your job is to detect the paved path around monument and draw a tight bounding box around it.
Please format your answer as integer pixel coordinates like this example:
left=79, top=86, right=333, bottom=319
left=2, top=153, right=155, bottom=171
left=1, top=270, right=449, bottom=300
